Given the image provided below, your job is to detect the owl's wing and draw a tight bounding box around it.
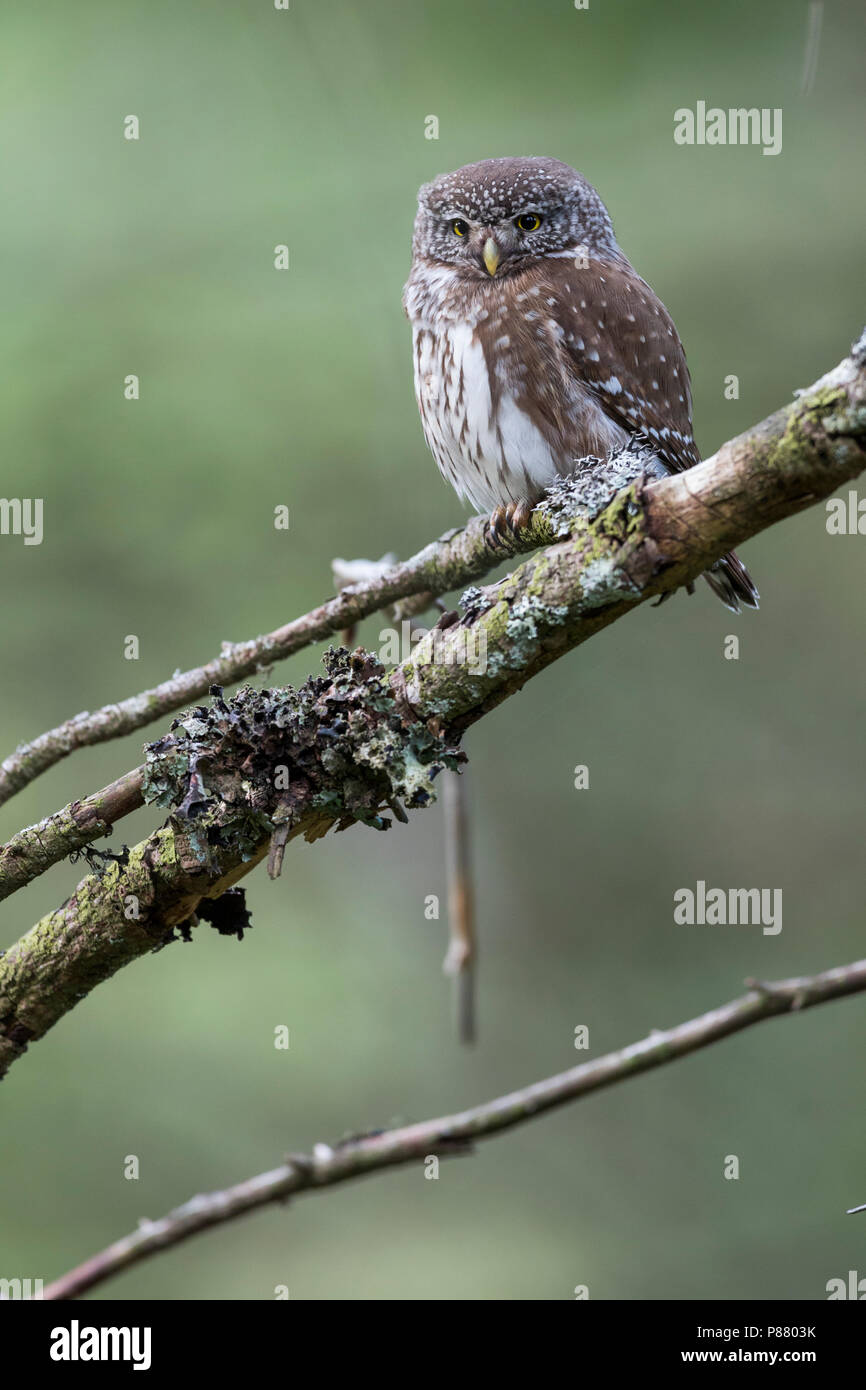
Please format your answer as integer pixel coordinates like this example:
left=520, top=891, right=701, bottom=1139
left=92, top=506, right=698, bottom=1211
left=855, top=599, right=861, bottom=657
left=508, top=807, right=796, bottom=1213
left=544, top=252, right=701, bottom=473
left=544, top=251, right=760, bottom=612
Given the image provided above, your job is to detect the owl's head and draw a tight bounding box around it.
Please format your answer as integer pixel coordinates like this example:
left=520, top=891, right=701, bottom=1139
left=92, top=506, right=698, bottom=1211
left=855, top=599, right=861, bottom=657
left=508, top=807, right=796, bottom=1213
left=412, top=157, right=618, bottom=279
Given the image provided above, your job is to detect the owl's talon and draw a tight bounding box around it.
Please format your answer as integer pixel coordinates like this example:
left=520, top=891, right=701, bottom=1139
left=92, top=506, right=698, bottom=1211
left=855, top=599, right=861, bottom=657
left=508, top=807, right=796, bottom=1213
left=484, top=506, right=510, bottom=551
left=506, top=500, right=534, bottom=535
left=484, top=501, right=535, bottom=553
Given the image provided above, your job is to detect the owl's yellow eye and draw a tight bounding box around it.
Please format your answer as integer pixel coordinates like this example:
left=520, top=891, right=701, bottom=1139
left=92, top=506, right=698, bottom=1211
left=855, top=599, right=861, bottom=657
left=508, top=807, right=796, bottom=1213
left=516, top=213, right=542, bottom=232
left=451, top=219, right=469, bottom=237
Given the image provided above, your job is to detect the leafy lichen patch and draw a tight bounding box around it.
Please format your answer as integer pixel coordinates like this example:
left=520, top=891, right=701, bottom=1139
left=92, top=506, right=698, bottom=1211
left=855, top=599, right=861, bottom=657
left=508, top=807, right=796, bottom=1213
left=142, top=648, right=464, bottom=859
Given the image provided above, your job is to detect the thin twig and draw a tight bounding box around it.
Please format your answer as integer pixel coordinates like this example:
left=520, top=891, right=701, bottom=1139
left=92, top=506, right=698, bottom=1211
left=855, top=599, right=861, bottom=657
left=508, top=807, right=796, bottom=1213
left=0, top=518, right=545, bottom=808
left=40, top=957, right=866, bottom=1300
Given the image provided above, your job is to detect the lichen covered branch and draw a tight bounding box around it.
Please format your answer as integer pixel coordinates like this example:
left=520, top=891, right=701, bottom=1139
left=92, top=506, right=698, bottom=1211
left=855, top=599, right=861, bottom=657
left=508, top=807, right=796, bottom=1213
left=0, top=770, right=145, bottom=905
left=395, top=343, right=866, bottom=727
left=1, top=339, right=864, bottom=1076
left=0, top=651, right=464, bottom=1076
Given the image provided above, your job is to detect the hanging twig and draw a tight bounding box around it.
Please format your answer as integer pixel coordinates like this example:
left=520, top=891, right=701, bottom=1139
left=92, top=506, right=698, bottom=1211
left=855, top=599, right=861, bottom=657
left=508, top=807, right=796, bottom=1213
left=442, top=769, right=476, bottom=1045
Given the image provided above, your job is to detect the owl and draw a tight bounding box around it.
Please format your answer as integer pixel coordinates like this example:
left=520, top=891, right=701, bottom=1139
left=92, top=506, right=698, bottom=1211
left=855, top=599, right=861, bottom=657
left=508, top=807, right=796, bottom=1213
left=403, top=156, right=758, bottom=612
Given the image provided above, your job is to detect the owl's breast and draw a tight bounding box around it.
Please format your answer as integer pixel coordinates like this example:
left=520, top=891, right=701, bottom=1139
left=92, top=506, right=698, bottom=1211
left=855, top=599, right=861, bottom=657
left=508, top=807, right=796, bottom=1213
left=411, top=314, right=565, bottom=514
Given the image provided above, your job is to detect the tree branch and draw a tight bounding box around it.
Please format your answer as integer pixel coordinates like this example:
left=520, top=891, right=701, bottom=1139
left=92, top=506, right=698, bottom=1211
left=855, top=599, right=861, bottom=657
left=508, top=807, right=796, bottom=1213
left=40, top=957, right=866, bottom=1300
left=1, top=338, right=864, bottom=1077
left=0, top=770, right=144, bottom=904
left=0, top=516, right=546, bottom=809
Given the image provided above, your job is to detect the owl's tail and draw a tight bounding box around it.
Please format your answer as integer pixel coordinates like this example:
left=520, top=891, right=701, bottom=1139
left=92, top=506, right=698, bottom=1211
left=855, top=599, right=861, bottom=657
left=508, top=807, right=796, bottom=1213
left=702, top=550, right=760, bottom=614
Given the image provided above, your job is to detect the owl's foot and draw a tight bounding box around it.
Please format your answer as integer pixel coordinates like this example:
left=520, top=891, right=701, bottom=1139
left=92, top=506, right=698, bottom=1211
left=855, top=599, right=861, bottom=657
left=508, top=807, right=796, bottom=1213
left=484, top=506, right=509, bottom=550
left=483, top=500, right=534, bottom=552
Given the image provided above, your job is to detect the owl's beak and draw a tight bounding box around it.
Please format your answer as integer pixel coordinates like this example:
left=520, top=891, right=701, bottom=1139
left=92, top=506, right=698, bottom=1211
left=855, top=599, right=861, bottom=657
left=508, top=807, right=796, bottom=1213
left=482, top=237, right=501, bottom=276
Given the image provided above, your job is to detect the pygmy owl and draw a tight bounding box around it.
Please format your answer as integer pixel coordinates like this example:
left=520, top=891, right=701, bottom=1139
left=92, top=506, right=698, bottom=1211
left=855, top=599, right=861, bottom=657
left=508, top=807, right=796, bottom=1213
left=403, top=156, right=758, bottom=612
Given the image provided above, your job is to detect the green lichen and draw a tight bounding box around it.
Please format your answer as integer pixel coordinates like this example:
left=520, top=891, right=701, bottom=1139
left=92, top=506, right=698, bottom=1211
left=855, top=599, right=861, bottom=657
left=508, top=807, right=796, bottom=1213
left=505, top=592, right=569, bottom=645
left=803, top=385, right=848, bottom=414
left=767, top=385, right=851, bottom=478
left=576, top=555, right=641, bottom=609
left=823, top=401, right=866, bottom=437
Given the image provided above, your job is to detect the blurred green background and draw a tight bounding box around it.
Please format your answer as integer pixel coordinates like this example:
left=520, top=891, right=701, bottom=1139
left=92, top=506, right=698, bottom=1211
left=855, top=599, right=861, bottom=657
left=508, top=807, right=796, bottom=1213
left=1, top=0, right=864, bottom=1301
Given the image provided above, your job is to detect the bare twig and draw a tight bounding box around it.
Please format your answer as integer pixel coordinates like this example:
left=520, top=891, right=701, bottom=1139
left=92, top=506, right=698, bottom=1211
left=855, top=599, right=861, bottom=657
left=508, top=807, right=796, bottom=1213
left=0, top=519, right=544, bottom=809
left=40, top=957, right=866, bottom=1299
